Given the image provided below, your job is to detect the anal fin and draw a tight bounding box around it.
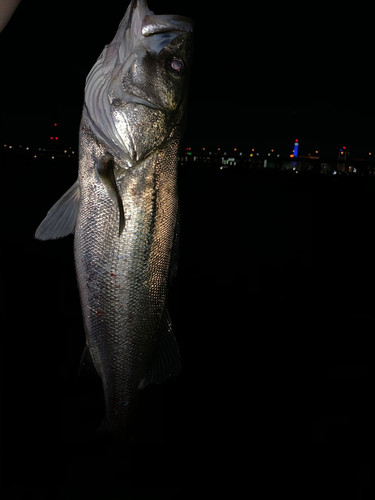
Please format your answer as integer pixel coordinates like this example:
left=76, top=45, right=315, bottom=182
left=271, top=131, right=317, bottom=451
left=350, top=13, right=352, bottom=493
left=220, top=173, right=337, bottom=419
left=78, top=344, right=99, bottom=379
left=138, top=310, right=181, bottom=390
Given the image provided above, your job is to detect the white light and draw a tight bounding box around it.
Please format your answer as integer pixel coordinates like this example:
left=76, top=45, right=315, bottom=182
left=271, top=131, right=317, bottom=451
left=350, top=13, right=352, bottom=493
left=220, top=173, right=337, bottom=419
left=9, top=145, right=12, bottom=149
left=34, top=155, right=37, bottom=158
left=26, top=147, right=29, bottom=150
left=52, top=156, right=55, bottom=159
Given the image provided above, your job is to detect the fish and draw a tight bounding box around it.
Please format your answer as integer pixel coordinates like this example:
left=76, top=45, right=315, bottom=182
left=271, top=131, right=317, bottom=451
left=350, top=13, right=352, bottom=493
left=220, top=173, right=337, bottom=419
left=35, top=0, right=193, bottom=438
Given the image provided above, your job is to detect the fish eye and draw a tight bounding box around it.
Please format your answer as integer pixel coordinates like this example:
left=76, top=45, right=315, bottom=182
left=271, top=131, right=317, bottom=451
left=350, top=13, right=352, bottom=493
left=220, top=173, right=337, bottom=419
left=168, top=56, right=185, bottom=75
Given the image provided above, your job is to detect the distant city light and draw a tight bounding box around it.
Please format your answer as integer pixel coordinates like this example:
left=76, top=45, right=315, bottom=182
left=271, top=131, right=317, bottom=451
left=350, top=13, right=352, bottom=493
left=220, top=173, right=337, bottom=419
left=293, top=139, right=299, bottom=158
left=4, top=140, right=375, bottom=175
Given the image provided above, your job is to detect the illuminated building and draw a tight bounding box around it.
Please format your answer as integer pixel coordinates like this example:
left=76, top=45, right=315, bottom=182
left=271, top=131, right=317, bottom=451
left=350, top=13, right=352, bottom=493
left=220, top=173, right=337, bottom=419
left=293, top=139, right=299, bottom=158
left=338, top=146, right=349, bottom=160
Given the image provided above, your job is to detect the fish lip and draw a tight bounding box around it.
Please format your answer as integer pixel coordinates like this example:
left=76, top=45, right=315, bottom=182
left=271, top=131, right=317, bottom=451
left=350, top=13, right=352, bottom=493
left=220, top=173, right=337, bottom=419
left=122, top=94, right=159, bottom=110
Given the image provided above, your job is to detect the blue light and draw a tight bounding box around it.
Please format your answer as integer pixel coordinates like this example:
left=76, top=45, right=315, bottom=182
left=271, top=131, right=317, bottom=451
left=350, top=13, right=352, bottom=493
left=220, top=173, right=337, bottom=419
left=293, top=140, right=299, bottom=158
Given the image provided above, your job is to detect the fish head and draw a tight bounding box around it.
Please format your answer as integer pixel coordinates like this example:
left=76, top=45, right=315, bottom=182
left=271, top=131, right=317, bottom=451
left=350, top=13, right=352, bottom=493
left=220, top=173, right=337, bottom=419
left=84, top=0, right=193, bottom=164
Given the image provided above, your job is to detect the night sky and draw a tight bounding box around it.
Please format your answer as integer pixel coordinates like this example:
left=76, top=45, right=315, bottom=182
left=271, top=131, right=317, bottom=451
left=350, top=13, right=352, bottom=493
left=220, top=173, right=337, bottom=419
left=1, top=0, right=374, bottom=156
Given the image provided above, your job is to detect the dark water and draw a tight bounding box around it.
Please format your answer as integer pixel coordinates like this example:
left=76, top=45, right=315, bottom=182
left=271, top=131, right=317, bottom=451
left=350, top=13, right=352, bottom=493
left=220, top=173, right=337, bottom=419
left=1, top=153, right=375, bottom=497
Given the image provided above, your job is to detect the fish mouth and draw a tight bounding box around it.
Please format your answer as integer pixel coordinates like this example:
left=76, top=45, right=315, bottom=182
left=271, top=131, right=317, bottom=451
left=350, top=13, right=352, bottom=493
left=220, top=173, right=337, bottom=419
left=120, top=93, right=159, bottom=110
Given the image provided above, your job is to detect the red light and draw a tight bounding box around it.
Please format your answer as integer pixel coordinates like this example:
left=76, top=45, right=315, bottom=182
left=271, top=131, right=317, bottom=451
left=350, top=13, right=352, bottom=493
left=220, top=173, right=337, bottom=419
left=343, top=146, right=346, bottom=149
left=295, top=139, right=299, bottom=142
left=54, top=123, right=57, bottom=126
left=55, top=137, right=58, bottom=140
left=50, top=136, right=53, bottom=140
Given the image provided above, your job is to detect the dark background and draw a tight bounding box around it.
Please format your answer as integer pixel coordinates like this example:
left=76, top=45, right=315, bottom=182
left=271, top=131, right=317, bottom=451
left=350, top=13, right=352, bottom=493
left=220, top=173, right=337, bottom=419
left=1, top=1, right=375, bottom=498
left=1, top=0, right=375, bottom=153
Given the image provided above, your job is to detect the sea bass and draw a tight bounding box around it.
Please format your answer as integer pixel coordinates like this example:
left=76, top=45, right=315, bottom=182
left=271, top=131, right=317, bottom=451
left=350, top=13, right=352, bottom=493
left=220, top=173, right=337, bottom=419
left=35, top=0, right=193, bottom=436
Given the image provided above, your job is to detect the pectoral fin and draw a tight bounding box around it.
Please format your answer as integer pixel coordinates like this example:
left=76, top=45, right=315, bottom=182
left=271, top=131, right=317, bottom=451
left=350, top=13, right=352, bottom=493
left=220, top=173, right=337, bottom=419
left=35, top=180, right=80, bottom=240
left=99, top=158, right=125, bottom=236
left=138, top=310, right=181, bottom=390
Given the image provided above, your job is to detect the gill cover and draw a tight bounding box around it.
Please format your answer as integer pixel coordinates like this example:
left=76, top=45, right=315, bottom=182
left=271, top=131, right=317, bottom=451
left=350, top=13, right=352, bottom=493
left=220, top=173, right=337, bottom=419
left=84, top=0, right=193, bottom=160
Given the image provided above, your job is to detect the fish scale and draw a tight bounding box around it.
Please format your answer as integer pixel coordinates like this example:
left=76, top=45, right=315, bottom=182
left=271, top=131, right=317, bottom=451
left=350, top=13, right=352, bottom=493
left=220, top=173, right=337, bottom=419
left=76, top=110, right=181, bottom=431
left=35, top=0, right=192, bottom=437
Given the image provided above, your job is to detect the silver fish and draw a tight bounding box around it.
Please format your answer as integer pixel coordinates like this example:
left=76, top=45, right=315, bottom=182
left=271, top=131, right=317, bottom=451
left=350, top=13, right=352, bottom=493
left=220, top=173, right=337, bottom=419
left=35, top=0, right=193, bottom=437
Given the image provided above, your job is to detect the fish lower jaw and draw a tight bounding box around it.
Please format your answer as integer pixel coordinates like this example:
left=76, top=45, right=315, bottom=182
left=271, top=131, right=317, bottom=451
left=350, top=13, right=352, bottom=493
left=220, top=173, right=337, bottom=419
left=123, top=96, right=158, bottom=110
